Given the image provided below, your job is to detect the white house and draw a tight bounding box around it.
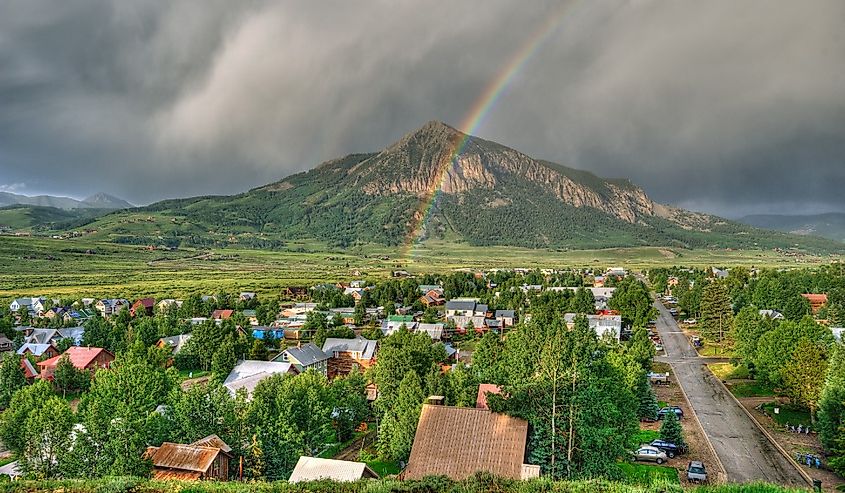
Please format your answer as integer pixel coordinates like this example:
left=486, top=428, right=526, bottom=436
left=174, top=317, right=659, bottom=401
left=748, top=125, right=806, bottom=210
left=563, top=313, right=622, bottom=341
left=223, top=360, right=299, bottom=398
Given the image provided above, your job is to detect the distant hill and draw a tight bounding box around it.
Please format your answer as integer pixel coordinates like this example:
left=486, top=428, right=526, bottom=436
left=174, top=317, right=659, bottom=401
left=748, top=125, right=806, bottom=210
left=0, top=204, right=112, bottom=231
left=0, top=191, right=133, bottom=210
left=51, top=121, right=843, bottom=252
left=739, top=213, right=845, bottom=243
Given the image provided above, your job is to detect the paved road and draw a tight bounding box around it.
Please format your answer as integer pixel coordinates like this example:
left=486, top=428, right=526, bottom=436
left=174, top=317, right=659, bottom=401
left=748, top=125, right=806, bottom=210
left=653, top=301, right=806, bottom=485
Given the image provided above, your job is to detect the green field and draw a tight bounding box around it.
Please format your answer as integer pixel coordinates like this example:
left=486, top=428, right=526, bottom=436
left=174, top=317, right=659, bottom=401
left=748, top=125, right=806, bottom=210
left=1, top=235, right=839, bottom=299
left=618, top=462, right=680, bottom=485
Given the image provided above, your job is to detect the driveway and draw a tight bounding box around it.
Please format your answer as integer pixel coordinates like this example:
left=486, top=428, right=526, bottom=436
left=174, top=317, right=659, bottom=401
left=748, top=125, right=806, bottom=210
left=653, top=301, right=806, bottom=486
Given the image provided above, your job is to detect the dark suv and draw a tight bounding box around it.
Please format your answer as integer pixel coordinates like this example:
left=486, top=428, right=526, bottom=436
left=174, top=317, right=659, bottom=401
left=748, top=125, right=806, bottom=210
left=657, top=406, right=684, bottom=419
left=650, top=439, right=687, bottom=458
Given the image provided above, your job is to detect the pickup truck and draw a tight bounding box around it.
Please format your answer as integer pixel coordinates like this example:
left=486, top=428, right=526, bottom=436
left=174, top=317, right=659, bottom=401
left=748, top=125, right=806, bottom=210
left=647, top=372, right=670, bottom=385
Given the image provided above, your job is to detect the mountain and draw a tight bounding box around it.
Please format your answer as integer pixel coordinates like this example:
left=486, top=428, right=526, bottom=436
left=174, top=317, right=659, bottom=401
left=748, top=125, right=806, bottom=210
left=64, top=121, right=842, bottom=252
left=739, top=213, right=845, bottom=243
left=81, top=193, right=134, bottom=209
left=0, top=191, right=132, bottom=210
left=0, top=204, right=112, bottom=231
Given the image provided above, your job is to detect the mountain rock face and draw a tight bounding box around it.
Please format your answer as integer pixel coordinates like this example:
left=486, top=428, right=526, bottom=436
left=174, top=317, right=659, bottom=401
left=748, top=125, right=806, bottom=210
left=93, top=121, right=840, bottom=252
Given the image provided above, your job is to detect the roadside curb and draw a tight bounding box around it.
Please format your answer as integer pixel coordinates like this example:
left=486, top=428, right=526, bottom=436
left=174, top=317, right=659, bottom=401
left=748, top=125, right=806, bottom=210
left=704, top=364, right=814, bottom=487
left=668, top=361, right=728, bottom=485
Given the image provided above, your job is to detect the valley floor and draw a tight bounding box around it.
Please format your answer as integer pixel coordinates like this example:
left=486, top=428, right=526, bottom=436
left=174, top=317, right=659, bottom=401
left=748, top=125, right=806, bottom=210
left=0, top=236, right=836, bottom=299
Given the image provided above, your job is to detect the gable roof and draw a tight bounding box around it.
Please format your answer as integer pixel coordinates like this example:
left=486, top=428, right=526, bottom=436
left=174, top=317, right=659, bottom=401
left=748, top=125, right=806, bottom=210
left=475, top=384, right=502, bottom=410
left=39, top=346, right=112, bottom=370
left=158, top=334, right=192, bottom=354
left=445, top=300, right=477, bottom=311
left=16, top=343, right=54, bottom=357
left=494, top=310, right=515, bottom=318
left=146, top=443, right=221, bottom=473
left=288, top=456, right=378, bottom=483
left=25, top=328, right=60, bottom=345
left=211, top=309, right=234, bottom=319
left=278, top=343, right=329, bottom=367
left=223, top=360, right=297, bottom=396
left=20, top=358, right=39, bottom=379
left=403, top=404, right=530, bottom=481
left=190, top=434, right=233, bottom=454
left=322, top=337, right=377, bottom=360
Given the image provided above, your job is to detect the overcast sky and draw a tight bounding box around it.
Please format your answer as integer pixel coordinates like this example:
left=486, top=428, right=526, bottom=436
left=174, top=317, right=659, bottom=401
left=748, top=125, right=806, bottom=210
left=1, top=0, right=843, bottom=218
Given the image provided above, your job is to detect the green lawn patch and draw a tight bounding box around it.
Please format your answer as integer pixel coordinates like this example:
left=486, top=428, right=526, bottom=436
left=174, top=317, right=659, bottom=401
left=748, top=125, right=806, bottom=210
left=317, top=431, right=367, bottom=459
left=177, top=369, right=209, bottom=381
left=651, top=362, right=671, bottom=373
left=709, top=362, right=750, bottom=380
left=0, top=456, right=15, bottom=467
left=727, top=381, right=776, bottom=398
left=366, top=460, right=401, bottom=477
left=762, top=402, right=812, bottom=428
left=697, top=342, right=734, bottom=358
left=618, top=462, right=680, bottom=485
left=629, top=429, right=660, bottom=448
left=657, top=401, right=668, bottom=408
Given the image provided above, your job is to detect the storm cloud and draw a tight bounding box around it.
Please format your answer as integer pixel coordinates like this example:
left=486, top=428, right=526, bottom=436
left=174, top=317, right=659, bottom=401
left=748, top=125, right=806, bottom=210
left=1, top=0, right=843, bottom=217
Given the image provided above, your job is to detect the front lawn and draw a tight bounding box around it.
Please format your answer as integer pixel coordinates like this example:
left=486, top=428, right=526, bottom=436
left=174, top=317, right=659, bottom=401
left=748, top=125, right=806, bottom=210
left=618, top=462, right=680, bottom=485
left=728, top=381, right=776, bottom=398
left=629, top=429, right=660, bottom=448
left=366, top=460, right=401, bottom=477
left=709, top=362, right=750, bottom=380
left=761, top=402, right=812, bottom=428
left=697, top=341, right=733, bottom=358
left=176, top=369, right=209, bottom=381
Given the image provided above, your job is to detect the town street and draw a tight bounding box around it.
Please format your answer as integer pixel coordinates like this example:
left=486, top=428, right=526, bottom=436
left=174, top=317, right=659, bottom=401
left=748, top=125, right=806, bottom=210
left=653, top=301, right=807, bottom=485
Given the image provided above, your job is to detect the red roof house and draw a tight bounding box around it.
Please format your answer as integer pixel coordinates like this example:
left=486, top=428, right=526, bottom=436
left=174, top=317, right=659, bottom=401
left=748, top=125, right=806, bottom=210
left=130, top=298, right=156, bottom=317
left=475, top=384, right=502, bottom=410
left=211, top=309, right=234, bottom=320
left=38, top=347, right=114, bottom=381
left=802, top=294, right=828, bottom=314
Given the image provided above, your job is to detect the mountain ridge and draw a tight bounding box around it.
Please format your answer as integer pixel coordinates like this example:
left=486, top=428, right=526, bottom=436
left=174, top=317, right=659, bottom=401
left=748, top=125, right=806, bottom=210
left=39, top=121, right=844, bottom=252
left=0, top=191, right=133, bottom=210
left=739, top=213, right=845, bottom=243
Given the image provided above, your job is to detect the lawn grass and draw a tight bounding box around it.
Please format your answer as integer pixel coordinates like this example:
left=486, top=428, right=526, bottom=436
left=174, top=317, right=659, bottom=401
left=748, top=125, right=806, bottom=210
left=317, top=431, right=367, bottom=459
left=0, top=456, right=15, bottom=467
left=696, top=342, right=734, bottom=358
left=365, top=460, right=401, bottom=477
left=630, top=429, right=660, bottom=448
left=728, top=381, right=776, bottom=398
left=177, top=369, right=209, bottom=381
left=651, top=362, right=671, bottom=373
left=708, top=363, right=750, bottom=380
left=762, top=402, right=812, bottom=428
left=618, top=462, right=680, bottom=485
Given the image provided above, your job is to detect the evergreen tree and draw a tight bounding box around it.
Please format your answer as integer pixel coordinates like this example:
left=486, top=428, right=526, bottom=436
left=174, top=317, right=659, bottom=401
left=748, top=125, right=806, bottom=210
left=699, top=281, right=733, bottom=343
left=818, top=343, right=845, bottom=475
left=571, top=287, right=596, bottom=314
left=249, top=338, right=268, bottom=360
left=782, top=339, right=829, bottom=418
left=636, top=373, right=659, bottom=421
left=211, top=337, right=238, bottom=380
left=628, top=327, right=656, bottom=370
left=472, top=331, right=505, bottom=384
left=0, top=351, right=26, bottom=409
left=659, top=410, right=685, bottom=449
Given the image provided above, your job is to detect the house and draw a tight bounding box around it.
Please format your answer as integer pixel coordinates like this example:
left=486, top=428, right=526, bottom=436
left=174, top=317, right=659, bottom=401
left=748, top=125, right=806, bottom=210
left=476, top=384, right=502, bottom=410
left=96, top=298, right=129, bottom=317
left=9, top=297, right=46, bottom=313
left=802, top=294, right=828, bottom=314
left=20, top=358, right=39, bottom=382
left=759, top=309, right=785, bottom=320
left=449, top=315, right=488, bottom=333
left=222, top=360, right=299, bottom=397
left=130, top=298, right=156, bottom=317
left=445, top=299, right=479, bottom=317
left=38, top=346, right=114, bottom=380
left=252, top=326, right=286, bottom=341
left=593, top=275, right=606, bottom=287
left=343, top=287, right=365, bottom=302
left=284, top=287, right=309, bottom=299
left=711, top=267, right=729, bottom=279
left=16, top=343, right=59, bottom=359
left=239, top=292, right=257, bottom=302
left=272, top=343, right=330, bottom=376
left=564, top=313, right=623, bottom=341
left=145, top=435, right=233, bottom=480
left=43, top=307, right=68, bottom=320
left=403, top=404, right=539, bottom=480
left=322, top=337, right=377, bottom=378
left=241, top=310, right=259, bottom=326
left=381, top=320, right=418, bottom=337
left=416, top=323, right=445, bottom=341
left=156, top=334, right=193, bottom=355
left=494, top=310, right=516, bottom=327
left=288, top=457, right=378, bottom=483
left=157, top=299, right=183, bottom=312
left=25, top=327, right=84, bottom=347
left=0, top=335, right=13, bottom=352
left=65, top=308, right=95, bottom=324
left=520, top=284, right=543, bottom=294
left=606, top=267, right=627, bottom=278
left=211, top=309, right=234, bottom=320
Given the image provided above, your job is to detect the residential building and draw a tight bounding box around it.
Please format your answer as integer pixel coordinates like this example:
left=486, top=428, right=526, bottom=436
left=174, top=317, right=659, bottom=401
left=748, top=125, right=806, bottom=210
left=831, top=327, right=844, bottom=342
left=16, top=343, right=59, bottom=359
left=494, top=310, right=516, bottom=327
left=239, top=292, right=257, bottom=302
left=38, top=346, right=114, bottom=380
left=802, top=294, right=828, bottom=314
left=222, top=360, right=299, bottom=397
left=157, top=299, right=183, bottom=312
left=564, top=313, right=623, bottom=341
left=130, top=298, right=156, bottom=317
left=475, top=384, right=502, bottom=410
left=416, top=323, right=445, bottom=341
left=288, top=457, right=378, bottom=483
left=156, top=334, right=193, bottom=355
left=272, top=343, right=330, bottom=376
left=759, top=309, right=785, bottom=320
left=0, top=335, right=13, bottom=352
left=211, top=309, right=234, bottom=320
left=403, top=404, right=539, bottom=480
left=322, top=336, right=377, bottom=378
left=95, top=298, right=129, bottom=317
left=145, top=435, right=233, bottom=481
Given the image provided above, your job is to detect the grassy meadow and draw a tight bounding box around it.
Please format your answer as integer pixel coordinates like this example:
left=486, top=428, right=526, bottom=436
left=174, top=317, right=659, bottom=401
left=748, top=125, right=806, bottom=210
left=0, top=235, right=839, bottom=299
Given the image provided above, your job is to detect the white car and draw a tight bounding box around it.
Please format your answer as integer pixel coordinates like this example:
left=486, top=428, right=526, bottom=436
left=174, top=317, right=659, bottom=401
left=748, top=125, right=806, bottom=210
left=634, top=445, right=668, bottom=464
left=683, top=318, right=697, bottom=325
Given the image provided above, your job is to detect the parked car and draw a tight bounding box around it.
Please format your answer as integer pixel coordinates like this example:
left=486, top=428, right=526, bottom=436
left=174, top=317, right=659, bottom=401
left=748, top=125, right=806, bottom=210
left=686, top=461, right=707, bottom=482
left=683, top=318, right=697, bottom=325
left=634, top=445, right=668, bottom=464
left=657, top=406, right=684, bottom=419
left=647, top=372, right=670, bottom=385
left=654, top=343, right=664, bottom=352
left=651, top=439, right=687, bottom=458
left=669, top=308, right=678, bottom=316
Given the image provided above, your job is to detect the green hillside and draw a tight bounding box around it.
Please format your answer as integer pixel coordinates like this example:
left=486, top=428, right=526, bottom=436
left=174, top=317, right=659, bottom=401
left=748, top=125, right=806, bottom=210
left=739, top=213, right=845, bottom=243
left=37, top=122, right=845, bottom=254
left=0, top=204, right=110, bottom=231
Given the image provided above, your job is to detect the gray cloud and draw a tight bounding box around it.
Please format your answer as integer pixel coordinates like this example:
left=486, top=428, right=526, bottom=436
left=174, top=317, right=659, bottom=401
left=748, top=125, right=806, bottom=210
left=0, top=0, right=843, bottom=217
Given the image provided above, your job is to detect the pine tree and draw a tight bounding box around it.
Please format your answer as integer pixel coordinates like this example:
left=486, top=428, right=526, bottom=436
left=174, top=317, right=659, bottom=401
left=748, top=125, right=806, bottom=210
left=0, top=351, right=26, bottom=409
left=659, top=410, right=685, bottom=449
left=699, top=281, right=733, bottom=343
left=636, top=373, right=659, bottom=421
left=818, top=343, right=845, bottom=475
left=378, top=370, right=423, bottom=461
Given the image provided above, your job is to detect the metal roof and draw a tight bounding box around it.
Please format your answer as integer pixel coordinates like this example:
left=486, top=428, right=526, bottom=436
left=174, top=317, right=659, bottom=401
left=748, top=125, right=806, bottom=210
left=280, top=343, right=329, bottom=367
left=322, top=337, right=377, bottom=360
left=288, top=456, right=377, bottom=483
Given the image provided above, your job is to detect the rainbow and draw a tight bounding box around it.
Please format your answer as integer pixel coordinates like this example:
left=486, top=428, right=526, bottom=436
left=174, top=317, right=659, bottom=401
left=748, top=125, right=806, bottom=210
left=402, top=1, right=584, bottom=259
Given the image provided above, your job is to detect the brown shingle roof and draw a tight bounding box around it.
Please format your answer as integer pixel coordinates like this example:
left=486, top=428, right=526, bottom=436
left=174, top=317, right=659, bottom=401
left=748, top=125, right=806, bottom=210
left=403, top=404, right=530, bottom=480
